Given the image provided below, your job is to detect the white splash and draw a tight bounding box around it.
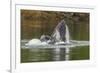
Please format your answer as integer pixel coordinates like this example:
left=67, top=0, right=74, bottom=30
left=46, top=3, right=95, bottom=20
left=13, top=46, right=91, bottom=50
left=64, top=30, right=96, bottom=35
left=25, top=39, right=48, bottom=46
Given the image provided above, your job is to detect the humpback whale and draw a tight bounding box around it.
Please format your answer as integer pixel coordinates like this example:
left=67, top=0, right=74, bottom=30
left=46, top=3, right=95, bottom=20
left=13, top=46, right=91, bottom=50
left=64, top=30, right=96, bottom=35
left=40, top=19, right=70, bottom=44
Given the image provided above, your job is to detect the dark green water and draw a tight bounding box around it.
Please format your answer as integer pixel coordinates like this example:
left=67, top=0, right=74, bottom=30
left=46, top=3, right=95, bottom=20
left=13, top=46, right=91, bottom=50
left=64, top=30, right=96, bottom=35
left=21, top=46, right=89, bottom=63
